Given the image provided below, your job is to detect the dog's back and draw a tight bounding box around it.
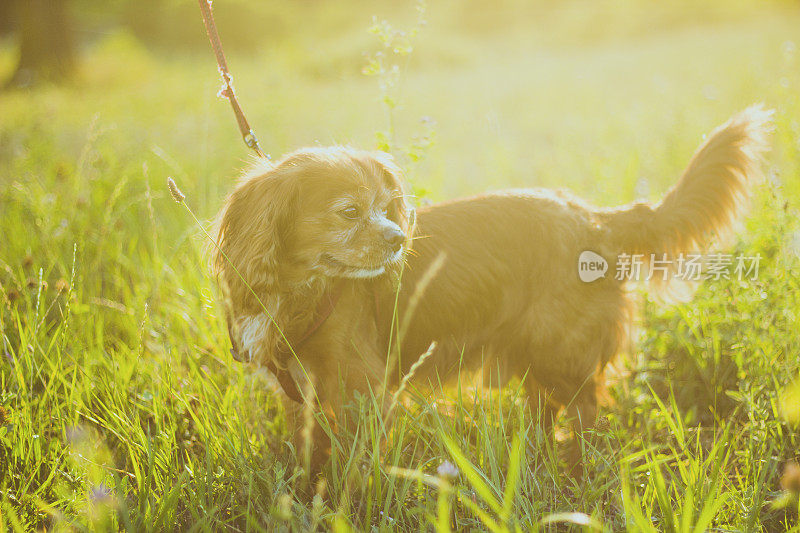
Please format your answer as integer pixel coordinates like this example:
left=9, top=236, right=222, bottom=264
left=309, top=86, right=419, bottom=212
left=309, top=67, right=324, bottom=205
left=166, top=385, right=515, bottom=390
left=387, top=106, right=772, bottom=429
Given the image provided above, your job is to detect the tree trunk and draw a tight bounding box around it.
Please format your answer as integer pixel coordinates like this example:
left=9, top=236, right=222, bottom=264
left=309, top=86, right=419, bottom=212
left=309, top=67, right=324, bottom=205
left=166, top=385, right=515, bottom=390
left=6, top=0, right=76, bottom=88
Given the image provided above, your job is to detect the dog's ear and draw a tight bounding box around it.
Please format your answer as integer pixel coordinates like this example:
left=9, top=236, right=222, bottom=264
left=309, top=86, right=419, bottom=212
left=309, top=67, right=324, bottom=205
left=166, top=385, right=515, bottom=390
left=215, top=163, right=298, bottom=313
left=371, top=150, right=416, bottom=238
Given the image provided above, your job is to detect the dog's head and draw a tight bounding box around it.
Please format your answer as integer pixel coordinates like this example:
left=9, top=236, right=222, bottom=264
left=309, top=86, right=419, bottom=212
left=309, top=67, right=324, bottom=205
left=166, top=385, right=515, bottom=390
left=215, top=146, right=414, bottom=310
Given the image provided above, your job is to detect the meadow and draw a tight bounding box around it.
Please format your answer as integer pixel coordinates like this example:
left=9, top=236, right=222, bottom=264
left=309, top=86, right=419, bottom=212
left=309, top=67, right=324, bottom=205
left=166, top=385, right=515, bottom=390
left=2, top=0, right=800, bottom=530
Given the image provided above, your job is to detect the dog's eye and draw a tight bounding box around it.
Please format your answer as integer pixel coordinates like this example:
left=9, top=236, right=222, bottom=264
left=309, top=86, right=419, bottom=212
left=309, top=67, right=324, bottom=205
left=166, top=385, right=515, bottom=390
left=339, top=206, right=360, bottom=220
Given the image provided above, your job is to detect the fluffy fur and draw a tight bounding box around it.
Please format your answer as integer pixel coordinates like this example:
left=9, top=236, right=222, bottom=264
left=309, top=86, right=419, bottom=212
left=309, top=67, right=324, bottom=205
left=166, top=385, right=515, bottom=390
left=214, top=106, right=772, bottom=465
left=384, top=105, right=772, bottom=431
left=214, top=147, right=415, bottom=459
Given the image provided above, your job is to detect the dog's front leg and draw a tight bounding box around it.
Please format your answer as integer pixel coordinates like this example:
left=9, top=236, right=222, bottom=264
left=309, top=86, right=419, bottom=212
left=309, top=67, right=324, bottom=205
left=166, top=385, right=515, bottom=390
left=275, top=365, right=333, bottom=483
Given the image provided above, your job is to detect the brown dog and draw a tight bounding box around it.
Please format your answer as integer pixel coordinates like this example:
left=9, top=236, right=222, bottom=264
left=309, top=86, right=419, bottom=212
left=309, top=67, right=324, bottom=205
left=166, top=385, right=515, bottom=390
left=214, top=106, right=771, bottom=465
left=214, top=148, right=416, bottom=461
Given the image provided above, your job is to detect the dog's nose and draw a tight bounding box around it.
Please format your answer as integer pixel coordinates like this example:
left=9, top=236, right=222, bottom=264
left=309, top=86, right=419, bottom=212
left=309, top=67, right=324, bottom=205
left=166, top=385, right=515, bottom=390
left=382, top=226, right=406, bottom=252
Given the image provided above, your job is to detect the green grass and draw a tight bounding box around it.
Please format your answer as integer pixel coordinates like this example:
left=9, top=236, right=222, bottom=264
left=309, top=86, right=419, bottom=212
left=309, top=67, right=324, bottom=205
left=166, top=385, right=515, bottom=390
left=2, top=1, right=800, bottom=530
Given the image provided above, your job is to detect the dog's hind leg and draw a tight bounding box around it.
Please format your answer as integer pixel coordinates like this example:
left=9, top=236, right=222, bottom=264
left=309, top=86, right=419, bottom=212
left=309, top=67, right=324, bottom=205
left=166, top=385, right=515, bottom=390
left=562, top=375, right=599, bottom=435
left=521, top=375, right=562, bottom=432
left=522, top=368, right=599, bottom=475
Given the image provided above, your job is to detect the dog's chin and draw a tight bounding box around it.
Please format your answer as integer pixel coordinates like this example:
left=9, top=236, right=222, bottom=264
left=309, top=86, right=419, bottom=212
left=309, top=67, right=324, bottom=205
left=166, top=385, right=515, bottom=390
left=341, top=265, right=386, bottom=279
left=320, top=250, right=402, bottom=279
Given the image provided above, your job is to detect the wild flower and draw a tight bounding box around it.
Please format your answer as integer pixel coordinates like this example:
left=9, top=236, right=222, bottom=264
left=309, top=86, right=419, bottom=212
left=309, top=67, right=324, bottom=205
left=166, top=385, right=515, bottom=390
left=436, top=460, right=459, bottom=482
left=55, top=278, right=69, bottom=293
left=595, top=415, right=611, bottom=432
left=89, top=483, right=113, bottom=504
left=167, top=177, right=186, bottom=203
left=5, top=288, right=21, bottom=303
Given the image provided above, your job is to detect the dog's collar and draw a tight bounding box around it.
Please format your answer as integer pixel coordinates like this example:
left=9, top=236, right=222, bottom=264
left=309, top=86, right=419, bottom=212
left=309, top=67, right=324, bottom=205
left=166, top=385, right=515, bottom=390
left=228, top=282, right=345, bottom=403
left=269, top=281, right=345, bottom=403
left=268, top=279, right=385, bottom=404
left=229, top=279, right=385, bottom=404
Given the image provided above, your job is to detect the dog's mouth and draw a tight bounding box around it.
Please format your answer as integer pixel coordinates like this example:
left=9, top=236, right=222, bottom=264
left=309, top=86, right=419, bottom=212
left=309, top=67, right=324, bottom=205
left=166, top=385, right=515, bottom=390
left=321, top=250, right=401, bottom=279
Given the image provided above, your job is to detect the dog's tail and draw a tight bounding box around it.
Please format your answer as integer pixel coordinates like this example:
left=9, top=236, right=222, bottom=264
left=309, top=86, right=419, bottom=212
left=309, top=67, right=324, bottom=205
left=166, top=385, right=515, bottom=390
left=600, top=105, right=772, bottom=260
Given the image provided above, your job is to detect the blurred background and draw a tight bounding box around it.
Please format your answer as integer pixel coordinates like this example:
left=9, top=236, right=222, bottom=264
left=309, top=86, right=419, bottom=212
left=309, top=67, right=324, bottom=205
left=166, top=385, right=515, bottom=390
left=2, top=0, right=799, bottom=208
